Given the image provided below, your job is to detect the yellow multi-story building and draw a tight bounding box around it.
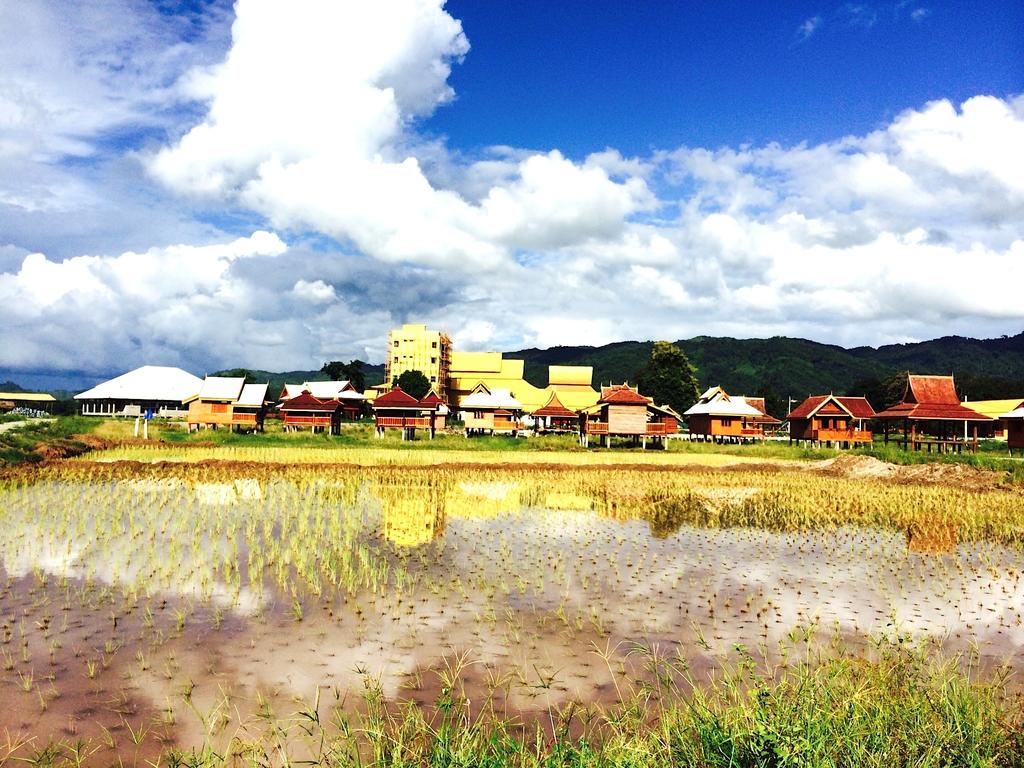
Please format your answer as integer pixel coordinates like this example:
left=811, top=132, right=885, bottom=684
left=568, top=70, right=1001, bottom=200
left=449, top=351, right=599, bottom=412
left=381, top=323, right=452, bottom=394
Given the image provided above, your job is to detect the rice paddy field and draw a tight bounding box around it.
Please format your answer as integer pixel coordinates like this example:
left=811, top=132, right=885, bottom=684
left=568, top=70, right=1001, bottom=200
left=1, top=432, right=1023, bottom=765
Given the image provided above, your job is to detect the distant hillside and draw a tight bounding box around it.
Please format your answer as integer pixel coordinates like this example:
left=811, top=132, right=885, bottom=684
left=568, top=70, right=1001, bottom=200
left=211, top=365, right=385, bottom=399
left=511, top=331, right=1024, bottom=405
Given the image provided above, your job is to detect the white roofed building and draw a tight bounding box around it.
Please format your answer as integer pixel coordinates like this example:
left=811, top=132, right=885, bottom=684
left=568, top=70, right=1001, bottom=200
left=684, top=386, right=778, bottom=442
left=460, top=385, right=524, bottom=436
left=74, top=366, right=202, bottom=417
left=185, top=376, right=269, bottom=432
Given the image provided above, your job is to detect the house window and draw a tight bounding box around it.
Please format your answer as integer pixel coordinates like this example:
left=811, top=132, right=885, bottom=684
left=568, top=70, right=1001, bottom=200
left=393, top=356, right=398, bottom=363
left=212, top=403, right=228, bottom=414
left=431, top=357, right=436, bottom=364
left=430, top=376, right=436, bottom=382
left=721, top=418, right=732, bottom=427
left=393, top=341, right=398, bottom=347
left=431, top=341, right=437, bottom=348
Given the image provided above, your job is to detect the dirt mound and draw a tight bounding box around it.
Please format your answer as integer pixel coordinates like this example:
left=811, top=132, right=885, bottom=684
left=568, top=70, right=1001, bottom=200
left=819, top=454, right=899, bottom=480
left=818, top=453, right=1007, bottom=490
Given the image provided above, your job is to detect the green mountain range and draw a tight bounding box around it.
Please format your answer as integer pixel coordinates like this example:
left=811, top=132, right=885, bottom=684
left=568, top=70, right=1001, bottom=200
left=209, top=331, right=1024, bottom=412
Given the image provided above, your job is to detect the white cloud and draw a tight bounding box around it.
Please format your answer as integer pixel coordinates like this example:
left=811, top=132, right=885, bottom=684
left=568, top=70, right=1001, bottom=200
left=797, top=15, right=822, bottom=41
left=149, top=0, right=654, bottom=270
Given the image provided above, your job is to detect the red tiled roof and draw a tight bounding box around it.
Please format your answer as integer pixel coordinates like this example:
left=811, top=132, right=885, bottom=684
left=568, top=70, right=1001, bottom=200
left=599, top=384, right=651, bottom=405
left=876, top=374, right=991, bottom=421
left=836, top=397, right=876, bottom=419
left=787, top=395, right=829, bottom=420
left=906, top=375, right=959, bottom=405
left=533, top=392, right=577, bottom=418
left=743, top=396, right=782, bottom=425
left=280, top=391, right=340, bottom=413
left=418, top=390, right=444, bottom=407
left=788, top=394, right=877, bottom=421
left=372, top=387, right=420, bottom=408
left=875, top=402, right=992, bottom=421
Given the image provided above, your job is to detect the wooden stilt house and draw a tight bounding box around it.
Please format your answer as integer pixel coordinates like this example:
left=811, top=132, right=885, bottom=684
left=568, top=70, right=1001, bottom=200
left=279, top=391, right=343, bottom=434
left=787, top=394, right=875, bottom=447
left=185, top=377, right=268, bottom=432
left=372, top=386, right=443, bottom=440
left=532, top=392, right=577, bottom=433
left=873, top=374, right=992, bottom=453
left=577, top=383, right=678, bottom=448
left=280, top=380, right=368, bottom=420
left=460, top=386, right=524, bottom=436
left=684, top=387, right=772, bottom=442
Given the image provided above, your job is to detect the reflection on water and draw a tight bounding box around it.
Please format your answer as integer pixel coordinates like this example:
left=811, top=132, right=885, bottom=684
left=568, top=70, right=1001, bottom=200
left=0, top=466, right=1022, bottom=759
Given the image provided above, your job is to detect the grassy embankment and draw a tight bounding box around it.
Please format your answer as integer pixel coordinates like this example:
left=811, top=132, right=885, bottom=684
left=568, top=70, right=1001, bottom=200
left=0, top=416, right=99, bottom=465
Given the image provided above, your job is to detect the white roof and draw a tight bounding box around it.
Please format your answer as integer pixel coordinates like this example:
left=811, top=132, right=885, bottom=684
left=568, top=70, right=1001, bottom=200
left=196, top=376, right=246, bottom=401
left=461, top=388, right=523, bottom=410
left=75, top=366, right=202, bottom=402
left=236, top=383, right=268, bottom=408
left=684, top=387, right=762, bottom=417
left=282, top=381, right=367, bottom=401
left=1001, top=407, right=1024, bottom=419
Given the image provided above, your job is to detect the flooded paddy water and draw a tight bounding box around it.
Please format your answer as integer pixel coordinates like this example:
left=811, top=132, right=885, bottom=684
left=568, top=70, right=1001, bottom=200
left=1, top=459, right=1022, bottom=762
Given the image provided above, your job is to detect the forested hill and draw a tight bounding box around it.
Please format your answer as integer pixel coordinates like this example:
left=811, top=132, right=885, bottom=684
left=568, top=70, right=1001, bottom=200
left=513, top=332, right=1024, bottom=403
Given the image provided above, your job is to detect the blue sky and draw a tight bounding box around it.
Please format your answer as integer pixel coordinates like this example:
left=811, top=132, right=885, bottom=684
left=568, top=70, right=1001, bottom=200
left=430, top=1, right=1024, bottom=154
left=0, top=0, right=1022, bottom=388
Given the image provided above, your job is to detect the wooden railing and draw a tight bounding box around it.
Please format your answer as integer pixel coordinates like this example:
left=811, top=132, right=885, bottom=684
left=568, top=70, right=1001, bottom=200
left=740, top=427, right=763, bottom=436
left=284, top=415, right=334, bottom=427
left=376, top=416, right=431, bottom=428
left=645, top=422, right=676, bottom=435
left=493, top=418, right=522, bottom=431
left=232, top=412, right=257, bottom=423
left=585, top=422, right=609, bottom=434
left=815, top=428, right=872, bottom=443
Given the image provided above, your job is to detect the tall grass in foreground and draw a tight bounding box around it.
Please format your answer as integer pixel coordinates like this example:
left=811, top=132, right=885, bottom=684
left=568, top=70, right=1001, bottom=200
left=4, top=642, right=1020, bottom=767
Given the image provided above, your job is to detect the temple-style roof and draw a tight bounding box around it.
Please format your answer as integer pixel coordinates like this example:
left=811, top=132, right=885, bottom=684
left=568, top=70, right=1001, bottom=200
left=788, top=394, right=877, bottom=421
left=282, top=380, right=367, bottom=401
left=874, top=374, right=992, bottom=422
left=599, top=384, right=651, bottom=405
left=533, top=392, right=577, bottom=418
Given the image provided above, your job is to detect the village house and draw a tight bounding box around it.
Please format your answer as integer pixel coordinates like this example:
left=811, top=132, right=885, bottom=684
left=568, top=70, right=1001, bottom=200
left=786, top=394, right=875, bottom=447
left=372, top=386, right=447, bottom=440
left=459, top=385, right=524, bottom=436
left=75, top=365, right=202, bottom=417
left=185, top=376, right=269, bottom=432
left=532, top=391, right=577, bottom=434
left=873, top=374, right=992, bottom=453
left=577, top=383, right=679, bottom=448
left=278, top=391, right=344, bottom=434
left=1001, top=407, right=1024, bottom=456
left=684, top=387, right=778, bottom=442
left=280, top=380, right=368, bottom=420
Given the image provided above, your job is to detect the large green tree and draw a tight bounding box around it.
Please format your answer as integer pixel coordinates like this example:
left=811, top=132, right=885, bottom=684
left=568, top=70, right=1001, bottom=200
left=321, top=359, right=367, bottom=391
left=635, top=341, right=700, bottom=415
left=394, top=369, right=431, bottom=400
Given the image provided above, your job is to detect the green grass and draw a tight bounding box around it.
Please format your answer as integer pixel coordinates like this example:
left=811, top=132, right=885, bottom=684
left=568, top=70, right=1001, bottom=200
left=0, top=416, right=99, bottom=465
left=9, top=641, right=1019, bottom=767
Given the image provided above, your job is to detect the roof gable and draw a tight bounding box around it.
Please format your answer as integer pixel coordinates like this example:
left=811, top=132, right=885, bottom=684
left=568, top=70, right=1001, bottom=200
left=907, top=375, right=959, bottom=405
left=372, top=386, right=420, bottom=407
left=533, top=391, right=576, bottom=418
